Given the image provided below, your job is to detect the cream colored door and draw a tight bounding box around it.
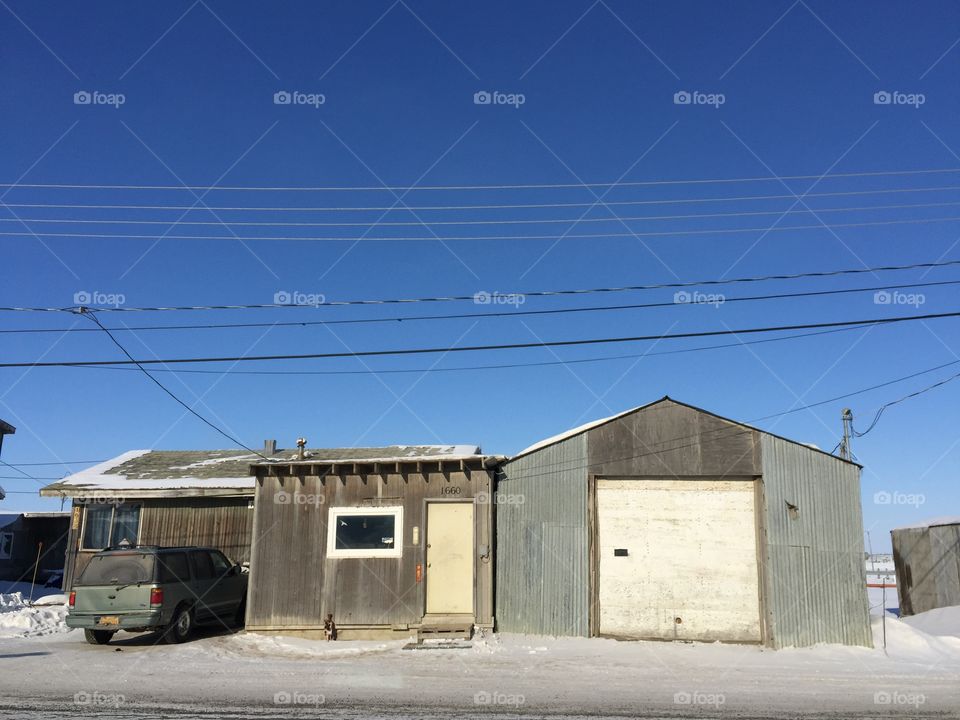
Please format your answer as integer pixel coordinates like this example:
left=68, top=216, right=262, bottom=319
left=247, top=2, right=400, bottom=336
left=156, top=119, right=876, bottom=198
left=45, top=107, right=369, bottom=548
left=425, top=503, right=474, bottom=614
left=597, top=479, right=762, bottom=642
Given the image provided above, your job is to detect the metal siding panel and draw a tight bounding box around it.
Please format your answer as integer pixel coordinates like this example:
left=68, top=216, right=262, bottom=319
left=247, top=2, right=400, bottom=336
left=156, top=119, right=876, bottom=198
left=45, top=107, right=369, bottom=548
left=760, top=434, right=872, bottom=648
left=496, top=434, right=589, bottom=636
left=893, top=524, right=960, bottom=615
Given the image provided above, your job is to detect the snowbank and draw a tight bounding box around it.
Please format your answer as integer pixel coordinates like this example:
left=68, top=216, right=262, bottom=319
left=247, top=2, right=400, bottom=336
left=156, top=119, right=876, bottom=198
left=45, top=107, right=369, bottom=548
left=0, top=592, right=68, bottom=638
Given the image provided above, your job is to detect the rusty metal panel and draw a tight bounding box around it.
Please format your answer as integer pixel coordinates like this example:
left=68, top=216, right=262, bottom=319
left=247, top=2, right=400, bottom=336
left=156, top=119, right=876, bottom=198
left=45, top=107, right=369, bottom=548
left=495, top=434, right=589, bottom=636
left=760, top=434, right=872, bottom=648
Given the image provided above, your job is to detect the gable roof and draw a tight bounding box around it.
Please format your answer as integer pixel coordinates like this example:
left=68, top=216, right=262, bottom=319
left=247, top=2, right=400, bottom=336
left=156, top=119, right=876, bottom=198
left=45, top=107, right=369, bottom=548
left=508, top=396, right=860, bottom=467
left=41, top=445, right=481, bottom=499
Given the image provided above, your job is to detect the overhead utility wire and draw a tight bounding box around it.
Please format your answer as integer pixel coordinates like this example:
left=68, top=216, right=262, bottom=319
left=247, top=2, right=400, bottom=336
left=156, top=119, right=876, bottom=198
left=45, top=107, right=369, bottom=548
left=55, top=325, right=874, bottom=376
left=3, top=279, right=957, bottom=335
left=5, top=310, right=960, bottom=369
left=2, top=215, right=960, bottom=241
left=853, top=370, right=960, bottom=437
left=3, top=258, right=958, bottom=314
left=3, top=167, right=960, bottom=192
left=6, top=184, right=960, bottom=212
left=78, top=310, right=269, bottom=460
left=8, top=200, right=960, bottom=227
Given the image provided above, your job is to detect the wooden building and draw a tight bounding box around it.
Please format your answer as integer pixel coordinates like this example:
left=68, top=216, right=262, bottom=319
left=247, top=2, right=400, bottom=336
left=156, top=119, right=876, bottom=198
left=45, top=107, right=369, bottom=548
left=40, top=448, right=266, bottom=589
left=892, top=517, right=960, bottom=616
left=245, top=445, right=500, bottom=640
left=0, top=511, right=70, bottom=586
left=495, top=397, right=872, bottom=649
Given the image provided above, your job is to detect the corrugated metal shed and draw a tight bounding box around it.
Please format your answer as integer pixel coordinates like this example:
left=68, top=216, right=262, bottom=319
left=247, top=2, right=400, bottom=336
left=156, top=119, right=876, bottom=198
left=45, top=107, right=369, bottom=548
left=495, top=397, right=872, bottom=648
left=892, top=520, right=960, bottom=616
left=496, top=433, right=589, bottom=636
left=759, top=434, right=872, bottom=648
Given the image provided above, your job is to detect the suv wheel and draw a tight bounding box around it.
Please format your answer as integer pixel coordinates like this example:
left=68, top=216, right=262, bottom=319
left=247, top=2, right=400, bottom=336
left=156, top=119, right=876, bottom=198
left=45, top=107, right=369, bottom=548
left=84, top=629, right=115, bottom=645
left=164, top=605, right=194, bottom=644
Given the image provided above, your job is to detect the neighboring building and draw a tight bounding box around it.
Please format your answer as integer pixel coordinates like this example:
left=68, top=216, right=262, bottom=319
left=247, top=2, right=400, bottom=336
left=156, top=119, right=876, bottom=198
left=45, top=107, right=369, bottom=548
left=0, top=512, right=70, bottom=585
left=495, top=397, right=873, bottom=649
left=0, top=420, right=15, bottom=502
left=245, top=445, right=500, bottom=640
left=892, top=517, right=960, bottom=616
left=39, top=446, right=278, bottom=589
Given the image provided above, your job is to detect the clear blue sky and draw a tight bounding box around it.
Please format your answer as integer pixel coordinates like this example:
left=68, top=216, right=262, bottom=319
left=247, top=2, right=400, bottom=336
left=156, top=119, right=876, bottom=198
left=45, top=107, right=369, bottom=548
left=1, top=1, right=959, bottom=550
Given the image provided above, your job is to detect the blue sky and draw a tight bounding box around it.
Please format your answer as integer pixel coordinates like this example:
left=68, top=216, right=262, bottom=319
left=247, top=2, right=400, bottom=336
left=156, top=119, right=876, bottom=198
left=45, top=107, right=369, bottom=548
left=1, top=1, right=959, bottom=550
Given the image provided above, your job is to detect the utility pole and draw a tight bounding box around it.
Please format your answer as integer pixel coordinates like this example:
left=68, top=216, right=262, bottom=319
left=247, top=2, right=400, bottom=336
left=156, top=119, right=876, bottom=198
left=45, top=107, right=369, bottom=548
left=839, top=408, right=854, bottom=460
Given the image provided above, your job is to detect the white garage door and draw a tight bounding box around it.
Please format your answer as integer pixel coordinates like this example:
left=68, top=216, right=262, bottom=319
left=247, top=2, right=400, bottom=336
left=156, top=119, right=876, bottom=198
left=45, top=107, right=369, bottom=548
left=596, top=478, right=762, bottom=642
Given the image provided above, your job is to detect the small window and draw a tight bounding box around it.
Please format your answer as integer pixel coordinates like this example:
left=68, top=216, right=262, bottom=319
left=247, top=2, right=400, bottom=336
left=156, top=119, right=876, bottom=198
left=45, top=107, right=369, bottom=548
left=208, top=550, right=232, bottom=578
left=190, top=551, right=216, bottom=581
left=81, top=504, right=142, bottom=550
left=327, top=507, right=403, bottom=558
left=157, top=552, right=190, bottom=583
left=0, top=532, right=13, bottom=560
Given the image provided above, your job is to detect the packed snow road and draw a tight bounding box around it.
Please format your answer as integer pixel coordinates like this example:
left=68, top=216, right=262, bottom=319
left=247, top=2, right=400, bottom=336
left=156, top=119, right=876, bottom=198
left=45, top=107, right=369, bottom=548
left=1, top=594, right=959, bottom=718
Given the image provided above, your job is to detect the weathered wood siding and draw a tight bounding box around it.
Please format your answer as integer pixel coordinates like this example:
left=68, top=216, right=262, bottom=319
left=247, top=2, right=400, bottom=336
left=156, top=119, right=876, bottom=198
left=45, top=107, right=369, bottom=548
left=246, top=467, right=494, bottom=630
left=893, top=523, right=960, bottom=616
left=64, top=497, right=254, bottom=589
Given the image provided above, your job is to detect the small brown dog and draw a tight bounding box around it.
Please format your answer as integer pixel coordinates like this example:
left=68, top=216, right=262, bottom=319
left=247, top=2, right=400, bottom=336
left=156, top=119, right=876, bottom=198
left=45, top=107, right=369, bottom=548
left=323, top=613, right=337, bottom=641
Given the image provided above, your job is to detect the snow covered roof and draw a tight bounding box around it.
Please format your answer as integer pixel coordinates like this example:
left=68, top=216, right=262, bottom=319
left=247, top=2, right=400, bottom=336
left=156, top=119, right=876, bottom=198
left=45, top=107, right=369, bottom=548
left=893, top=516, right=960, bottom=531
left=41, top=445, right=483, bottom=498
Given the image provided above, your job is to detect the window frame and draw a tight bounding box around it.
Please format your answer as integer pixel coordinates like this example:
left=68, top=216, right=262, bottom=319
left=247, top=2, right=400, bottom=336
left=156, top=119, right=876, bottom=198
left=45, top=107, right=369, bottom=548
left=326, top=506, right=403, bottom=559
left=80, top=503, right=143, bottom=551
left=0, top=531, right=13, bottom=560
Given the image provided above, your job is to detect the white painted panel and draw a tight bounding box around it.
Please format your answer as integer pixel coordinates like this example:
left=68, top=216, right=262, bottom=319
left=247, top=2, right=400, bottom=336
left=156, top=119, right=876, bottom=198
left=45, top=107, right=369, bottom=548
left=597, top=479, right=761, bottom=642
left=426, top=503, right=474, bottom=614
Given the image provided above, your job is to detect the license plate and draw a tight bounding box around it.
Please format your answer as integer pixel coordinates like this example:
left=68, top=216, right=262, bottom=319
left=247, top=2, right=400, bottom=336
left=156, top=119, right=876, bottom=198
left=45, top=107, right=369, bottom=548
left=98, top=616, right=120, bottom=626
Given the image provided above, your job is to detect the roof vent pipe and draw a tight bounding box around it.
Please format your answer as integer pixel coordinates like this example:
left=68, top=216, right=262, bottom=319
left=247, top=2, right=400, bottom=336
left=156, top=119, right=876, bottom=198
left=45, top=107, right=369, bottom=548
left=264, top=439, right=277, bottom=455
left=296, top=437, right=307, bottom=460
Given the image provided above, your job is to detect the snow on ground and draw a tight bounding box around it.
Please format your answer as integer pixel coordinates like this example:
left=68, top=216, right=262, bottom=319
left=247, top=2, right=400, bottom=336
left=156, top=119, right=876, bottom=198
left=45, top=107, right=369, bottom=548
left=0, top=591, right=68, bottom=638
left=0, top=606, right=958, bottom=718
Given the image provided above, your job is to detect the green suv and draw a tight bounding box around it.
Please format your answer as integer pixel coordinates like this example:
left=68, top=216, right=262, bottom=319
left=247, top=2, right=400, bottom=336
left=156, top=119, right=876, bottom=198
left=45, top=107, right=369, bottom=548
left=67, top=545, right=248, bottom=645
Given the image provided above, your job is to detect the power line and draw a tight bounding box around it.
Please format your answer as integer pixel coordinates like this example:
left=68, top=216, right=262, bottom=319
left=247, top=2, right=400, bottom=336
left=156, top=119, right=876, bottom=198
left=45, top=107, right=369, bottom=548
left=853, top=370, right=960, bottom=437
left=3, top=279, right=957, bottom=335
left=7, top=200, right=960, bottom=227
left=2, top=215, right=959, bottom=241
left=4, top=258, right=959, bottom=314
left=5, top=183, right=960, bottom=212
left=3, top=167, right=960, bottom=192
left=56, top=324, right=873, bottom=376
left=5, top=309, right=960, bottom=369
left=78, top=310, right=269, bottom=460
left=499, top=360, right=960, bottom=481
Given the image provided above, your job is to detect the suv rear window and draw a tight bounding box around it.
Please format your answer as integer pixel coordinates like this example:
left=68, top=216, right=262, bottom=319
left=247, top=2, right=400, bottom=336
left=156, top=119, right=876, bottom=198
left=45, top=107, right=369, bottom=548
left=157, top=552, right=190, bottom=583
left=76, top=552, right=155, bottom=586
